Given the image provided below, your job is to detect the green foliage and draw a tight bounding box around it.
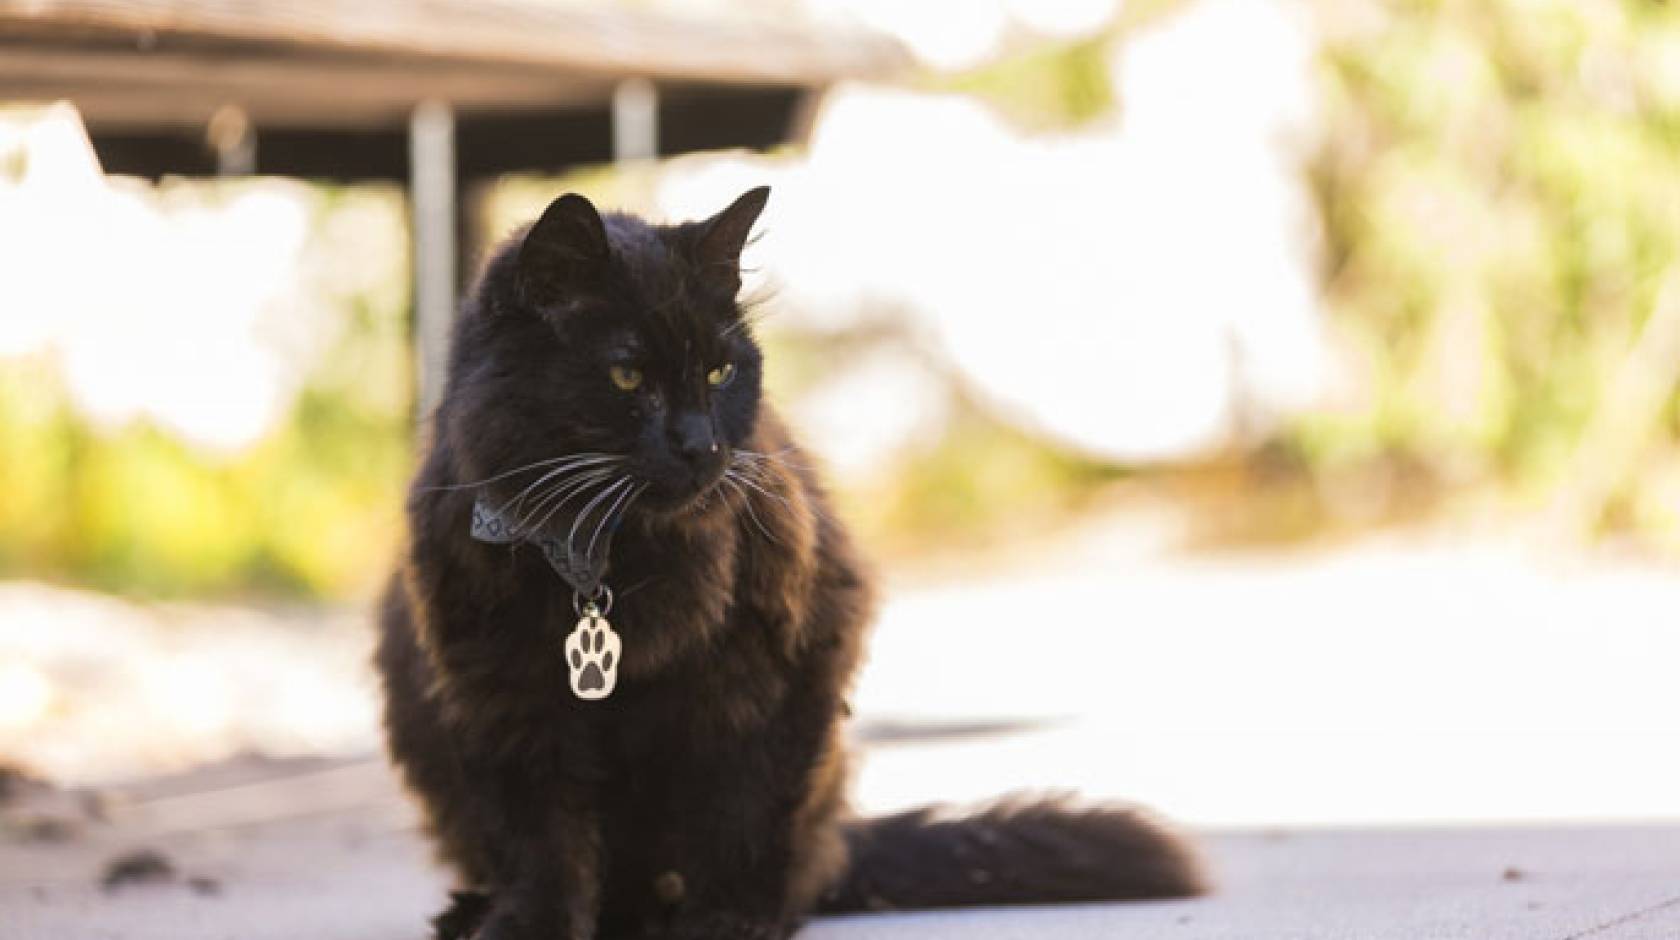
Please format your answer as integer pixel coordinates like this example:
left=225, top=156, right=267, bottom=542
left=0, top=189, right=412, bottom=599
left=928, top=0, right=1190, bottom=130
left=841, top=400, right=1127, bottom=558
left=1304, top=0, right=1680, bottom=535
left=935, top=35, right=1117, bottom=130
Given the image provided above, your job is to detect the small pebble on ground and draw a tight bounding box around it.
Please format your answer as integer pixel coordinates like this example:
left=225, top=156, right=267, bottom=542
left=101, top=848, right=176, bottom=891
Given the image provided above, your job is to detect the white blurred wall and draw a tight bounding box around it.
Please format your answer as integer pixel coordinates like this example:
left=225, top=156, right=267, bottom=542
left=0, top=104, right=399, bottom=453
left=662, top=0, right=1331, bottom=469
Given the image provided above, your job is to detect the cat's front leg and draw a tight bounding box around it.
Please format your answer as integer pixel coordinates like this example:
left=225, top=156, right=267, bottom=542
left=637, top=911, right=793, bottom=940
left=622, top=813, right=803, bottom=940
left=628, top=794, right=821, bottom=940
left=472, top=885, right=591, bottom=940
left=467, top=782, right=602, bottom=940
left=472, top=858, right=599, bottom=940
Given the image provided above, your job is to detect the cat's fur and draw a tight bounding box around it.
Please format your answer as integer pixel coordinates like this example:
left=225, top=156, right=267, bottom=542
left=377, top=188, right=1206, bottom=940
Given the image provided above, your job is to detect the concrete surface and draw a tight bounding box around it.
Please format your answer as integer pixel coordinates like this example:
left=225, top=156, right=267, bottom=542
left=7, top=523, right=1680, bottom=831
left=3, top=756, right=1678, bottom=940
left=5, top=520, right=1679, bottom=937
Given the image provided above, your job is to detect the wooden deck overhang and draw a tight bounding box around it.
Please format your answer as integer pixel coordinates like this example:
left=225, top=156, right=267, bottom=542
left=0, top=0, right=906, bottom=130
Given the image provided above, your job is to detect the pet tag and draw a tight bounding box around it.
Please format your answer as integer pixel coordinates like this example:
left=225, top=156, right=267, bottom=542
left=565, top=601, right=620, bottom=700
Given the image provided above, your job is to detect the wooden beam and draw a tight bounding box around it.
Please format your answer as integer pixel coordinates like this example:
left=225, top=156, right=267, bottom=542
left=0, top=42, right=617, bottom=129
left=0, top=0, right=908, bottom=88
left=82, top=87, right=804, bottom=181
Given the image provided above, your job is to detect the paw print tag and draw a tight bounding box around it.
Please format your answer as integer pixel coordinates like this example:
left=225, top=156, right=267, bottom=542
left=564, top=603, right=620, bottom=700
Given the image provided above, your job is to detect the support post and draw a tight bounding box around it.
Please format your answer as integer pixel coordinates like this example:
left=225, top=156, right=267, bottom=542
left=612, top=78, right=658, bottom=163
left=410, top=99, right=456, bottom=424
left=207, top=105, right=255, bottom=176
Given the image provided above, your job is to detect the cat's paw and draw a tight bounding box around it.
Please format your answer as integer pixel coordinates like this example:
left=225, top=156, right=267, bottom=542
left=431, top=890, right=492, bottom=940
left=636, top=912, right=790, bottom=940
left=564, top=616, right=620, bottom=699
left=465, top=899, right=572, bottom=940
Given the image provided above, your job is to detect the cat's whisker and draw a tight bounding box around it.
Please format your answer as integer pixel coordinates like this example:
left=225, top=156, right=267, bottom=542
left=523, top=470, right=619, bottom=537
left=733, top=447, right=810, bottom=473
left=417, top=453, right=591, bottom=493
left=728, top=461, right=795, bottom=506
left=567, top=477, right=633, bottom=567
left=729, top=459, right=786, bottom=486
left=593, top=479, right=649, bottom=564
left=733, top=474, right=791, bottom=511
left=722, top=472, right=781, bottom=546
left=509, top=463, right=614, bottom=522
left=737, top=469, right=837, bottom=531
left=503, top=456, right=622, bottom=516
left=731, top=456, right=838, bottom=528
left=515, top=467, right=617, bottom=534
left=725, top=476, right=781, bottom=546
left=739, top=446, right=803, bottom=466
left=503, top=456, right=624, bottom=513
left=728, top=453, right=789, bottom=498
left=584, top=478, right=640, bottom=568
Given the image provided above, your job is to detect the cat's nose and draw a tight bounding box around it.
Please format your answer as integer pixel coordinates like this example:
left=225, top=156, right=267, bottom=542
left=670, top=412, right=719, bottom=467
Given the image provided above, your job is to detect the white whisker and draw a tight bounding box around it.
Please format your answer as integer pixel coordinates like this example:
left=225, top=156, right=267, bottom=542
left=503, top=456, right=622, bottom=515
left=525, top=471, right=617, bottom=537
left=723, top=472, right=780, bottom=546
left=585, top=479, right=640, bottom=566
left=567, top=477, right=632, bottom=567
left=419, top=453, right=592, bottom=492
left=511, top=467, right=617, bottom=533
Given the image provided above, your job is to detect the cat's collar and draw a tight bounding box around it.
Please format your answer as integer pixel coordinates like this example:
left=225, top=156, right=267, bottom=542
left=471, top=497, right=622, bottom=700
left=469, top=497, right=609, bottom=600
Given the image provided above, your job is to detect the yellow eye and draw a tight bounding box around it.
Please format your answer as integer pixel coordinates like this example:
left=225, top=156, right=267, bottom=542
left=609, top=365, right=643, bottom=391
left=707, top=362, right=737, bottom=388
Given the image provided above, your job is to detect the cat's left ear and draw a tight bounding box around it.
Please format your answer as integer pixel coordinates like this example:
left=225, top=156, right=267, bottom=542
left=517, top=192, right=610, bottom=311
left=693, top=186, right=770, bottom=295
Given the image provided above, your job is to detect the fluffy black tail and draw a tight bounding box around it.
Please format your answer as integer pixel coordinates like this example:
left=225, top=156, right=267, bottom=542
left=816, top=795, right=1207, bottom=914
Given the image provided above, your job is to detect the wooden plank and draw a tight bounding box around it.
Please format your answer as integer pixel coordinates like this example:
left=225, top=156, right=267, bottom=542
left=0, top=0, right=908, bottom=87
left=0, top=43, right=617, bottom=127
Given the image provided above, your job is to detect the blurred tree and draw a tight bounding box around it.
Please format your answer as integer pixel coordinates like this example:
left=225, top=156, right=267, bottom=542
left=0, top=187, right=411, bottom=599
left=1301, top=0, right=1680, bottom=546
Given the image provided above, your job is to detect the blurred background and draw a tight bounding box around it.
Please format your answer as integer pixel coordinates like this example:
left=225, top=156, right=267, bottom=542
left=2, top=0, right=1679, bottom=838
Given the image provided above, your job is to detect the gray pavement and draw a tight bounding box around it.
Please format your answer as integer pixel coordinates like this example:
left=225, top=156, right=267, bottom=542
left=3, top=757, right=1678, bottom=940
left=5, top=521, right=1679, bottom=937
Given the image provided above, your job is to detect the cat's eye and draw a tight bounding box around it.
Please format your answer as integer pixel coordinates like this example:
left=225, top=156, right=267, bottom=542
left=707, top=362, right=737, bottom=388
left=609, top=365, right=643, bottom=391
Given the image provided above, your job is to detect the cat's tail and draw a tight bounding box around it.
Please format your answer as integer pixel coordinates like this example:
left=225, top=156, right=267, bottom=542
left=815, top=794, right=1207, bottom=914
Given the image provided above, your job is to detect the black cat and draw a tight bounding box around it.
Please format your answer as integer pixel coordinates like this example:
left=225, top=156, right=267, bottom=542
left=376, top=187, right=1205, bottom=940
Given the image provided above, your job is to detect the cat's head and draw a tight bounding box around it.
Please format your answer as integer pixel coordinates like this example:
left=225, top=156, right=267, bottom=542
left=441, top=187, right=771, bottom=531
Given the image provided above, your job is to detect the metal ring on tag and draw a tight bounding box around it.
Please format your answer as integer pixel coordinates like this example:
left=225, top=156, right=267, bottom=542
left=573, top=584, right=613, bottom=618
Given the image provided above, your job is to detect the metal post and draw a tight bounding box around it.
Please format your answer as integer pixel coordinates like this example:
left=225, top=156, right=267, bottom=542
left=207, top=105, right=255, bottom=176
left=410, top=99, right=456, bottom=423
left=612, top=78, right=658, bottom=163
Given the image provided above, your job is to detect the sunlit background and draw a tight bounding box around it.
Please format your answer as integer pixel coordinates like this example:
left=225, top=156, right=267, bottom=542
left=3, top=0, right=1679, bottom=831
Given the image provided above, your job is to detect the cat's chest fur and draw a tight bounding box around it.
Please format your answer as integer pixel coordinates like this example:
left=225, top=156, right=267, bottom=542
left=475, top=516, right=784, bottom=722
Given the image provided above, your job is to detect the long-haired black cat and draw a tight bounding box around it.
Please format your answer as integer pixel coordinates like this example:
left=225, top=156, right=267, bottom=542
left=376, top=187, right=1205, bottom=940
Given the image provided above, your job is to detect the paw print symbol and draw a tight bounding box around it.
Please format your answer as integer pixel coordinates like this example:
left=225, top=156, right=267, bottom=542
left=564, top=616, right=621, bottom=700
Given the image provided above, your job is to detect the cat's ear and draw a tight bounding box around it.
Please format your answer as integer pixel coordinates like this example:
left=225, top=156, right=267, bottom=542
left=693, top=186, right=770, bottom=295
left=517, top=193, right=610, bottom=309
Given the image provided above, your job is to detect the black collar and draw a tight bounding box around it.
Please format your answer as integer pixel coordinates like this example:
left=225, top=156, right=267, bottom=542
left=470, top=497, right=608, bottom=598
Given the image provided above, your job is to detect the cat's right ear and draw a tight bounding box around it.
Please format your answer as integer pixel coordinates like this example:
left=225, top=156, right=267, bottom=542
left=516, top=193, right=610, bottom=310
